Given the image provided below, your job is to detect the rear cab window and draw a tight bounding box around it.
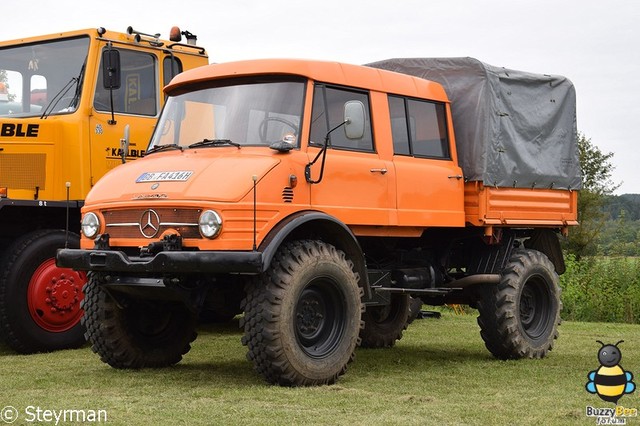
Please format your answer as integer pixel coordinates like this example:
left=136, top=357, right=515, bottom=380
left=388, top=95, right=450, bottom=159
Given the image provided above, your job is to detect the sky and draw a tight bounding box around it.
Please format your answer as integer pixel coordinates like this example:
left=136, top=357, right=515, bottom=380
left=3, top=0, right=639, bottom=194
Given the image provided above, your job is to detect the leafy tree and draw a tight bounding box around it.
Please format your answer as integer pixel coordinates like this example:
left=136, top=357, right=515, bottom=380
left=566, top=133, right=620, bottom=259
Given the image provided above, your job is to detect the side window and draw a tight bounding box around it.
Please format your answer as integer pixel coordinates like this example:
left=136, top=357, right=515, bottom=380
left=163, top=56, right=183, bottom=87
left=389, top=95, right=450, bottom=159
left=388, top=96, right=410, bottom=155
left=407, top=99, right=449, bottom=158
left=95, top=49, right=157, bottom=116
left=309, top=84, right=373, bottom=151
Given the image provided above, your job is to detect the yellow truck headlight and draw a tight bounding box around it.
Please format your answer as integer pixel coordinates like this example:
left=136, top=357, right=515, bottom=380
left=199, top=210, right=222, bottom=238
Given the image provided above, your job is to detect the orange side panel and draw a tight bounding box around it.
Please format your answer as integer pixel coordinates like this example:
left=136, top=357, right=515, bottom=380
left=464, top=181, right=578, bottom=227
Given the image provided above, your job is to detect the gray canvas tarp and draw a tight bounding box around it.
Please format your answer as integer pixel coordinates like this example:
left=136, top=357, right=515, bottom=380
left=367, top=57, right=581, bottom=190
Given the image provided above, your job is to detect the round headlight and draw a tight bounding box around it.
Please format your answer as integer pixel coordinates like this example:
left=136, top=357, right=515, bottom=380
left=81, top=212, right=100, bottom=238
left=199, top=210, right=222, bottom=238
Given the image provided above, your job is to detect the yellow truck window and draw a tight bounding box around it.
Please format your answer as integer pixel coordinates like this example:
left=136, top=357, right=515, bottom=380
left=0, top=36, right=90, bottom=117
left=94, top=48, right=157, bottom=116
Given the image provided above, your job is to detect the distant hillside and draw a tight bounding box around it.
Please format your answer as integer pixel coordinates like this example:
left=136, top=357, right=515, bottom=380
left=603, top=193, right=640, bottom=220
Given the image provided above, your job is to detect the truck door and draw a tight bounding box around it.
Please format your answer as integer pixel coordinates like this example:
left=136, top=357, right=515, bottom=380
left=387, top=95, right=465, bottom=226
left=308, top=84, right=392, bottom=225
left=88, top=47, right=161, bottom=184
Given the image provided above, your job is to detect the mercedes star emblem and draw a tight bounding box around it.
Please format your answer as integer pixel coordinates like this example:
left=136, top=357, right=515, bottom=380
left=139, top=209, right=161, bottom=238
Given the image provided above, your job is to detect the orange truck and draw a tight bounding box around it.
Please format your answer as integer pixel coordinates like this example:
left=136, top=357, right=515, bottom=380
left=57, top=57, right=579, bottom=386
left=0, top=26, right=208, bottom=353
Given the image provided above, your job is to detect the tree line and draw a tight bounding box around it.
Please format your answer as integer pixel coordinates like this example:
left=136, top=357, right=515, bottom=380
left=565, top=134, right=640, bottom=258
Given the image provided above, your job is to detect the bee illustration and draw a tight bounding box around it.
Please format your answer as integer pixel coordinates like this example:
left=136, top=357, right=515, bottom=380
left=586, top=340, right=636, bottom=404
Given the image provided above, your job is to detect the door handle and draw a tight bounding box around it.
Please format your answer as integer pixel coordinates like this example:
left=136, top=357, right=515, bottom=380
left=448, top=174, right=463, bottom=180
left=370, top=168, right=388, bottom=175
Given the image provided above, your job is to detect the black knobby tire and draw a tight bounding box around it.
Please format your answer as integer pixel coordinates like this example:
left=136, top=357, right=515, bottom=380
left=476, top=249, right=562, bottom=359
left=0, top=230, right=86, bottom=353
left=359, top=293, right=411, bottom=348
left=241, top=240, right=363, bottom=386
left=82, top=273, right=197, bottom=368
left=199, top=280, right=244, bottom=323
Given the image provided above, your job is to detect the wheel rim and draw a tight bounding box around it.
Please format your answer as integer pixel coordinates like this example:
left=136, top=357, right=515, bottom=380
left=519, top=274, right=553, bottom=340
left=27, top=258, right=86, bottom=332
left=295, top=277, right=346, bottom=359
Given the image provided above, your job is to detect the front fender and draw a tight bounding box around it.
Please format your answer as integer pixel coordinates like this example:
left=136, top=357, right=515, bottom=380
left=258, top=210, right=370, bottom=299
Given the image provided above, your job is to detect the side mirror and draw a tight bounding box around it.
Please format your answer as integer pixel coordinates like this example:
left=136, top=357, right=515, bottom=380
left=344, top=100, right=365, bottom=140
left=120, top=125, right=130, bottom=163
left=102, top=49, right=121, bottom=90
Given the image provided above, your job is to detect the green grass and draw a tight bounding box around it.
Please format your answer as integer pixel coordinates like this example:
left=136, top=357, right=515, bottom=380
left=1, top=313, right=639, bottom=425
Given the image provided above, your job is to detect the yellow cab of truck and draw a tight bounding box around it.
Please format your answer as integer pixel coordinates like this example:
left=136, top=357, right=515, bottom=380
left=0, top=26, right=208, bottom=353
left=58, top=58, right=579, bottom=386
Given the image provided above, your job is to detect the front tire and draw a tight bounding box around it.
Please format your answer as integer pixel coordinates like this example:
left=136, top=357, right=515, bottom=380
left=82, top=273, right=197, bottom=368
left=0, top=230, right=86, bottom=353
left=242, top=240, right=363, bottom=386
left=476, top=249, right=562, bottom=359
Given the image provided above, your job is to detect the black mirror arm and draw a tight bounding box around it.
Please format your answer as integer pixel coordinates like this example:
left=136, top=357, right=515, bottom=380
left=304, top=120, right=347, bottom=184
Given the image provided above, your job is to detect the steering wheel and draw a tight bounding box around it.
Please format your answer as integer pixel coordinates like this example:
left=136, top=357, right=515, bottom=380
left=258, top=116, right=299, bottom=143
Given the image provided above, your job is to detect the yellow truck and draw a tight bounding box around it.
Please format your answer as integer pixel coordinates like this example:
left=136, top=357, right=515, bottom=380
left=0, top=26, right=208, bottom=353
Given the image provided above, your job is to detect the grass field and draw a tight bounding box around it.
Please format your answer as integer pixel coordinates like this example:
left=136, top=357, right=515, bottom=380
left=1, top=312, right=639, bottom=425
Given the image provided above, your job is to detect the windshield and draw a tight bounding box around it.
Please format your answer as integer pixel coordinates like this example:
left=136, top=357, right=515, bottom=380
left=0, top=36, right=90, bottom=117
left=149, top=79, right=305, bottom=150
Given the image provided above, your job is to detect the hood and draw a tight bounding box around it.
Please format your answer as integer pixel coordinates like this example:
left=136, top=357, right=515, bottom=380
left=86, top=148, right=280, bottom=204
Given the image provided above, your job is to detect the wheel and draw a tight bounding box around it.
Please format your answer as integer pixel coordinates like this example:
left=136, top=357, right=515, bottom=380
left=0, top=230, right=86, bottom=353
left=476, top=249, right=562, bottom=359
left=359, top=293, right=411, bottom=348
left=199, top=280, right=244, bottom=323
left=407, top=296, right=424, bottom=324
left=82, top=273, right=197, bottom=368
left=241, top=240, right=363, bottom=386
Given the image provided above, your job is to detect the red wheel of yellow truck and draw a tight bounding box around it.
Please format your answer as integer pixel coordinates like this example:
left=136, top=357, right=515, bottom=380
left=0, top=230, right=86, bottom=353
left=27, top=259, right=85, bottom=333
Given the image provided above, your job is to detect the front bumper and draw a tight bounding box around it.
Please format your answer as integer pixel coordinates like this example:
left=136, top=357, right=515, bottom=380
left=56, top=248, right=264, bottom=275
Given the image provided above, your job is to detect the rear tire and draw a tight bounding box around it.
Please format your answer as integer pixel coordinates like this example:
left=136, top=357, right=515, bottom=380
left=359, top=293, right=411, bottom=348
left=0, top=230, right=86, bottom=353
left=476, top=249, right=561, bottom=359
left=241, top=240, right=363, bottom=386
left=82, top=273, right=196, bottom=368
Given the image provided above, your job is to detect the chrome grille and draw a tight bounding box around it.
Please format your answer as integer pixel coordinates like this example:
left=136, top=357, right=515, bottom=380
left=104, top=208, right=201, bottom=239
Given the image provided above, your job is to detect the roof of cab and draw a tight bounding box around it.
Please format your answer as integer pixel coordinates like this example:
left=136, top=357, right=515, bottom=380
left=164, top=58, right=449, bottom=102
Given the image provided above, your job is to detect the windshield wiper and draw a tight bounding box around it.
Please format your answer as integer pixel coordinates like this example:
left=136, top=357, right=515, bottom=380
left=40, top=57, right=87, bottom=119
left=188, top=139, right=241, bottom=149
left=146, top=143, right=184, bottom=155
left=40, top=77, right=79, bottom=119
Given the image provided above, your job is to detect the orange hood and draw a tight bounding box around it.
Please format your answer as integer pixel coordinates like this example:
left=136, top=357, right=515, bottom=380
left=86, top=148, right=280, bottom=204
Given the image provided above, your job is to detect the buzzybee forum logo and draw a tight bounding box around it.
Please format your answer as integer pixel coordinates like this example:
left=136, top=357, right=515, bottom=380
left=585, top=340, right=637, bottom=424
left=586, top=340, right=635, bottom=403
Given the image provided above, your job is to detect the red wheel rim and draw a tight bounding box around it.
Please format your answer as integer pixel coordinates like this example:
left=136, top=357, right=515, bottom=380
left=27, top=258, right=85, bottom=332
